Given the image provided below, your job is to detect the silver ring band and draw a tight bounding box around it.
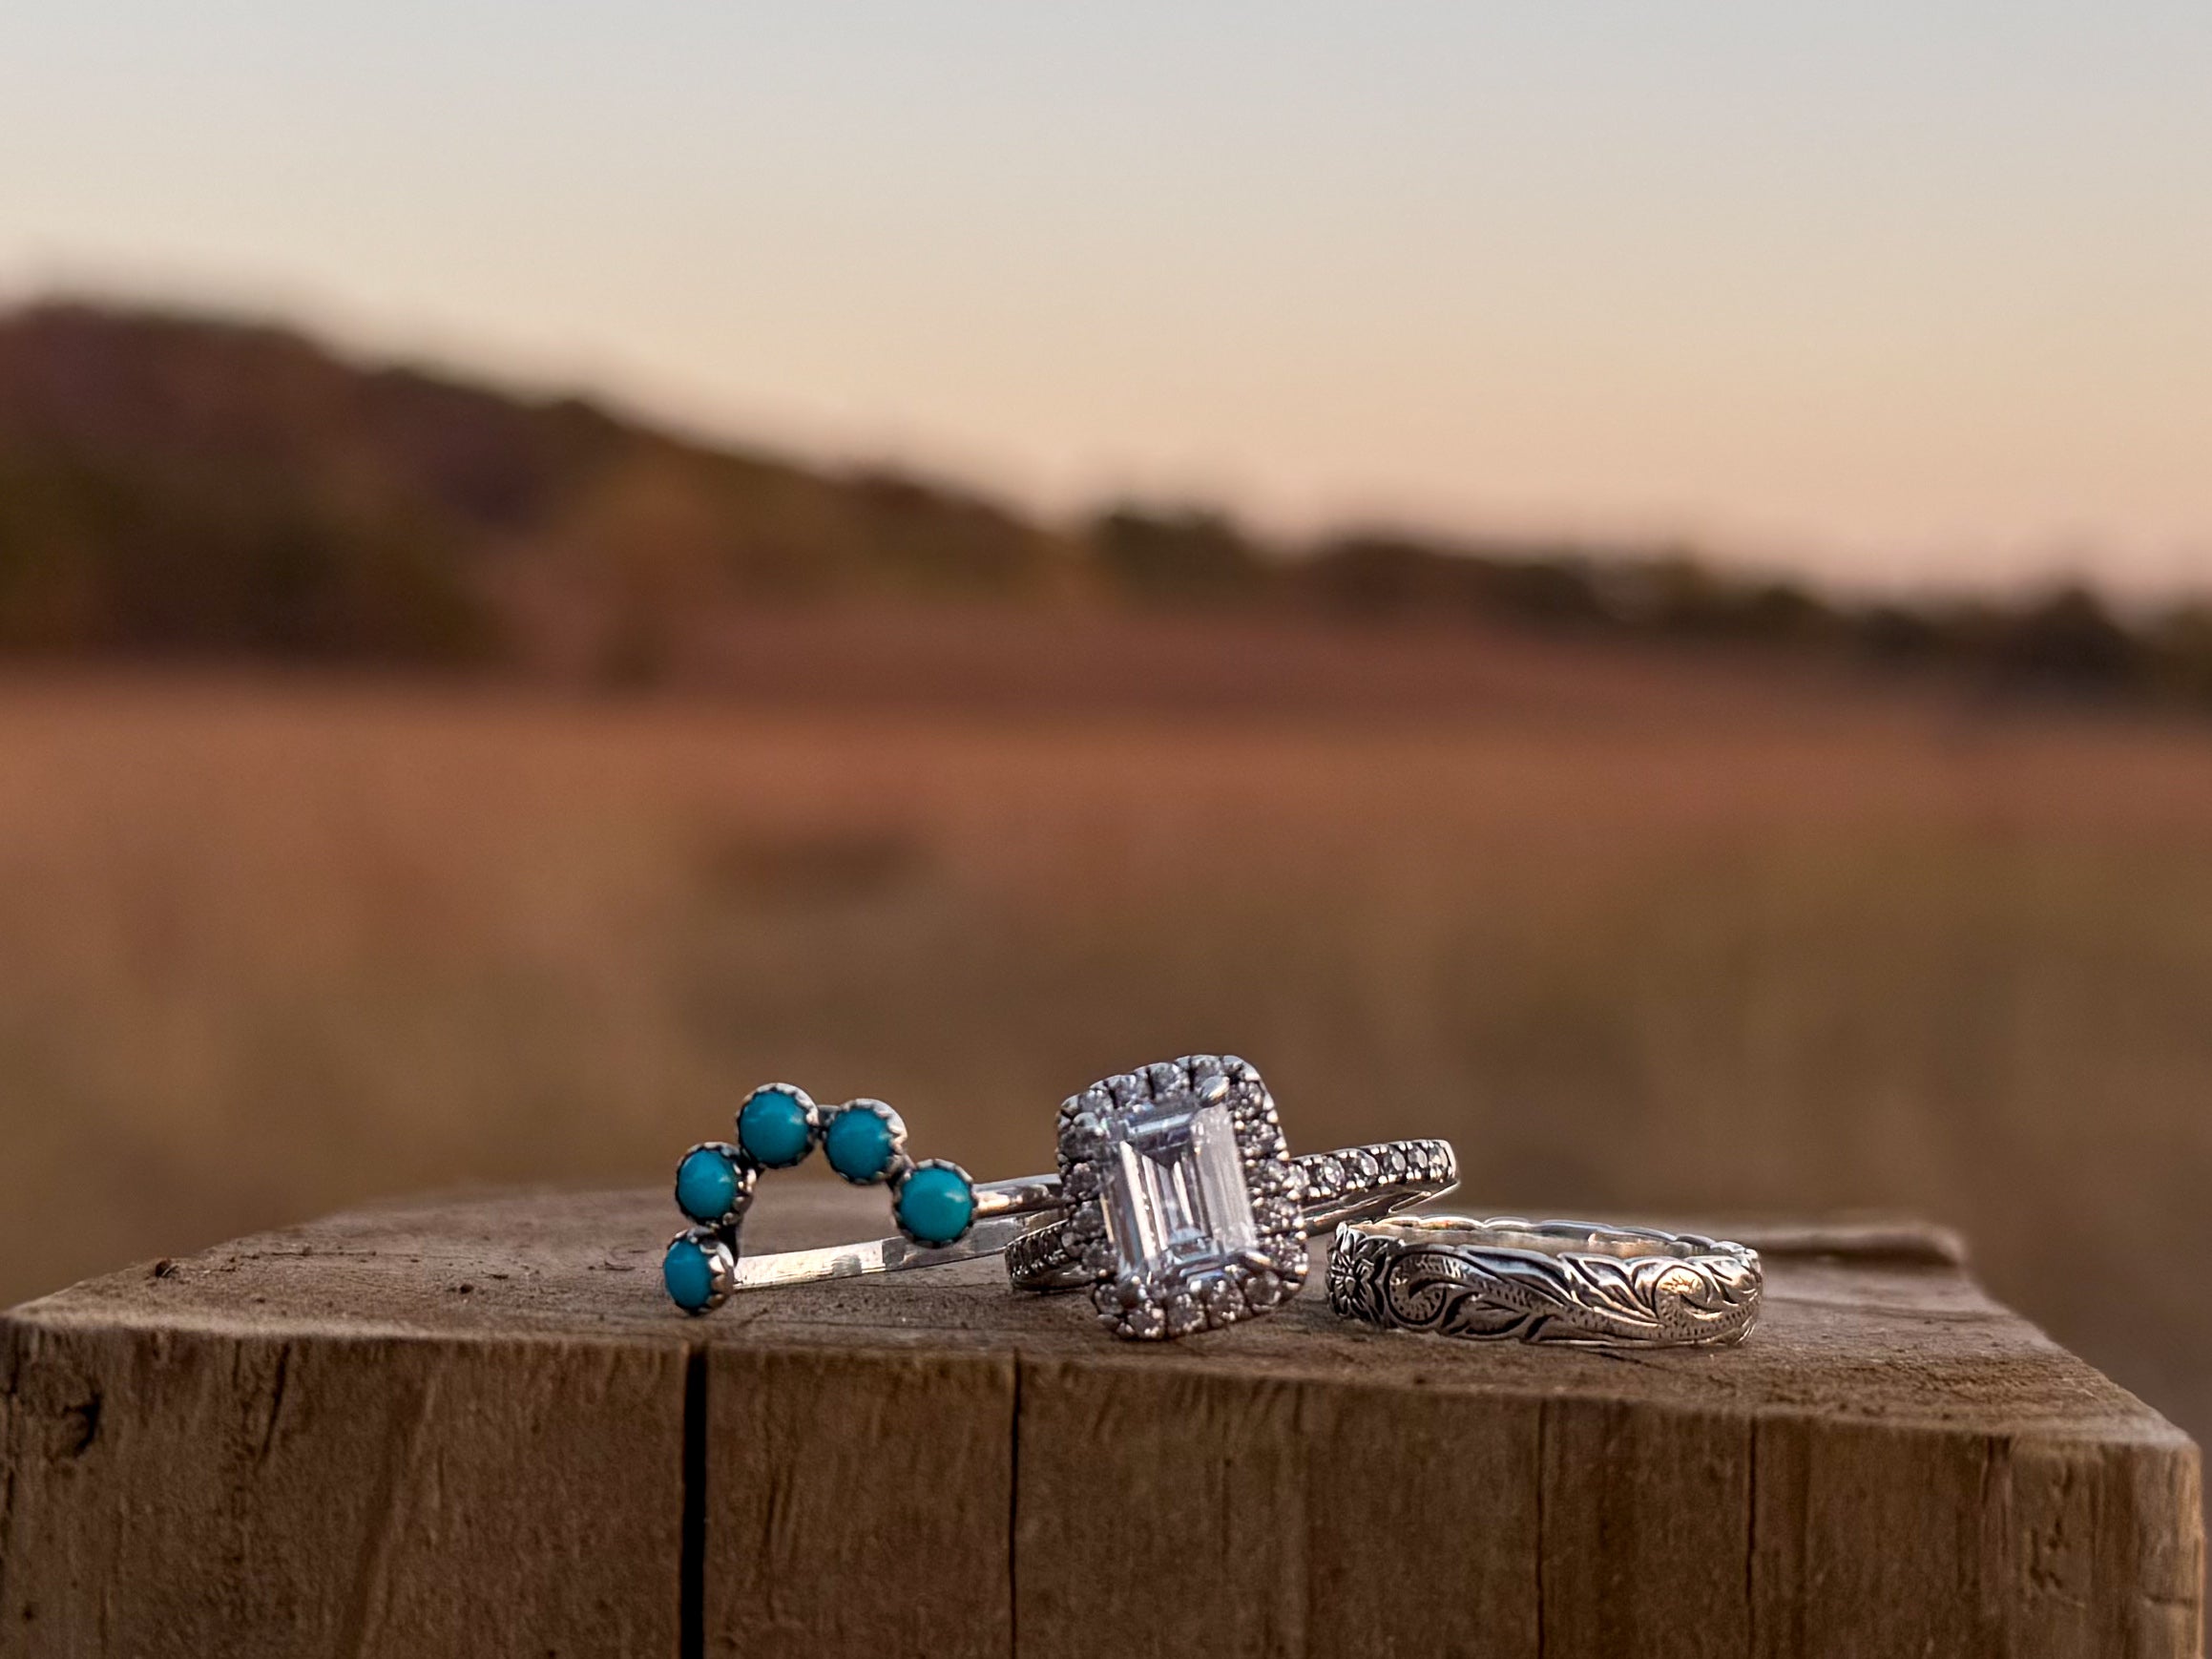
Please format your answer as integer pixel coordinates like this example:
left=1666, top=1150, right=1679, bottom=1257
left=719, top=1176, right=1065, bottom=1291
left=1326, top=1215, right=1762, bottom=1347
left=1005, top=1139, right=1458, bottom=1292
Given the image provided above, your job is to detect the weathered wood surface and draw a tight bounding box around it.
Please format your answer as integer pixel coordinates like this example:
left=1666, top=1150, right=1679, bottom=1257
left=0, top=1186, right=2200, bottom=1659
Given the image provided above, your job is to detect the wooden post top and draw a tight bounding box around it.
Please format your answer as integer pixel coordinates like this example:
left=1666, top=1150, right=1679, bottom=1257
left=3, top=1186, right=2202, bottom=1659
left=4, top=1185, right=2178, bottom=1438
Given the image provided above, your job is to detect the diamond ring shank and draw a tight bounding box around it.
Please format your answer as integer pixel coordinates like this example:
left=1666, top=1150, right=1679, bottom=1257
left=1004, top=1139, right=1459, bottom=1293
left=1326, top=1215, right=1763, bottom=1348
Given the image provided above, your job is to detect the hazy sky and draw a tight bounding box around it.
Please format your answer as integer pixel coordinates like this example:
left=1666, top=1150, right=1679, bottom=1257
left=4, top=3, right=2208, bottom=593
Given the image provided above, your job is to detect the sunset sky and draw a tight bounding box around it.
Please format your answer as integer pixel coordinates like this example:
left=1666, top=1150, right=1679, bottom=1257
left=4, top=3, right=2208, bottom=594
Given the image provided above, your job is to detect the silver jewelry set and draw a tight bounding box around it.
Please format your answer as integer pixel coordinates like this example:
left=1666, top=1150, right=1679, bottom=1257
left=660, top=1054, right=1762, bottom=1349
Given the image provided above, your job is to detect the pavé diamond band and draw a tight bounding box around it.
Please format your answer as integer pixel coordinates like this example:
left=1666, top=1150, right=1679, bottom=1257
left=1326, top=1215, right=1762, bottom=1347
left=1010, top=1055, right=1458, bottom=1340
left=1003, top=1141, right=1457, bottom=1292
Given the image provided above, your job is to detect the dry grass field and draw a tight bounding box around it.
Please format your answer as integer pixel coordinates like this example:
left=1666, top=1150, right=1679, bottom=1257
left=2, top=617, right=2209, bottom=1459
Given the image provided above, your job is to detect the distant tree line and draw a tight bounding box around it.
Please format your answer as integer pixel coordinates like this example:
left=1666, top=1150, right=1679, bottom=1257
left=1, top=301, right=2206, bottom=706
left=1089, top=506, right=2212, bottom=704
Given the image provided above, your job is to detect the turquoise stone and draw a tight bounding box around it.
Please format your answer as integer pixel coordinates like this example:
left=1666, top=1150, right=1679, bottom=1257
left=738, top=1087, right=813, bottom=1167
left=675, top=1145, right=741, bottom=1223
left=824, top=1108, right=896, bottom=1183
left=896, top=1164, right=975, bottom=1245
left=662, top=1235, right=720, bottom=1312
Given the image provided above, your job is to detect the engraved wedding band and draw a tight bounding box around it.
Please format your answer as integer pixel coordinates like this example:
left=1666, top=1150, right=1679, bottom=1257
left=1325, top=1215, right=1762, bottom=1347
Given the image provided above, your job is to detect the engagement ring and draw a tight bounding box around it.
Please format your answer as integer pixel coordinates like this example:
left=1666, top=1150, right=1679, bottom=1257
left=1005, top=1055, right=1457, bottom=1340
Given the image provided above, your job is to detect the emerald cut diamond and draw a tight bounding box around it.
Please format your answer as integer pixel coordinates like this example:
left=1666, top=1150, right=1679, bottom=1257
left=1100, top=1091, right=1258, bottom=1286
left=1054, top=1055, right=1307, bottom=1340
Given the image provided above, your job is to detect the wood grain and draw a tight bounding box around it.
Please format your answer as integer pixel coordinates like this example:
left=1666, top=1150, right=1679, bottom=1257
left=0, top=1185, right=2200, bottom=1658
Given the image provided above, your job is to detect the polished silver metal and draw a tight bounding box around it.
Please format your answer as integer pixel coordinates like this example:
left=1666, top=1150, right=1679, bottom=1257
left=729, top=1208, right=1045, bottom=1289
left=1004, top=1138, right=1459, bottom=1292
left=972, top=1174, right=1063, bottom=1219
left=1326, top=1215, right=1762, bottom=1347
left=667, top=1173, right=1070, bottom=1312
left=1012, top=1054, right=1459, bottom=1340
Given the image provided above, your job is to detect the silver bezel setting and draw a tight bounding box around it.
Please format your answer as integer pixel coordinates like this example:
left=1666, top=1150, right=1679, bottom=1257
left=665, top=1226, right=739, bottom=1315
left=889, top=1155, right=978, bottom=1247
left=823, top=1098, right=910, bottom=1186
left=673, top=1139, right=758, bottom=1228
left=734, top=1081, right=823, bottom=1166
left=1054, top=1054, right=1308, bottom=1341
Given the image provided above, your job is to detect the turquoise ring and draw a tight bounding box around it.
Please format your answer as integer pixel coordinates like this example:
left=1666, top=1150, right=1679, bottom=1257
left=660, top=1082, right=1062, bottom=1314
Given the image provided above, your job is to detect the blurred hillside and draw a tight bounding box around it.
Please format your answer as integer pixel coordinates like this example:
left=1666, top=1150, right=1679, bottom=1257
left=0, top=302, right=1071, bottom=675
left=3, top=299, right=2207, bottom=702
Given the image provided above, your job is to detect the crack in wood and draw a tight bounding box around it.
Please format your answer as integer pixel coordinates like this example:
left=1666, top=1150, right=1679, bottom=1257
left=252, top=1343, right=293, bottom=1470
left=1007, top=1356, right=1022, bottom=1659
left=333, top=1370, right=437, bottom=1659
left=679, top=1346, right=707, bottom=1659
left=1534, top=1396, right=1549, bottom=1659
left=1743, top=1418, right=1760, bottom=1659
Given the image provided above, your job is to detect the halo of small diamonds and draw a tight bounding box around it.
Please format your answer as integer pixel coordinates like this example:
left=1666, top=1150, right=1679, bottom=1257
left=1054, top=1054, right=1308, bottom=1341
